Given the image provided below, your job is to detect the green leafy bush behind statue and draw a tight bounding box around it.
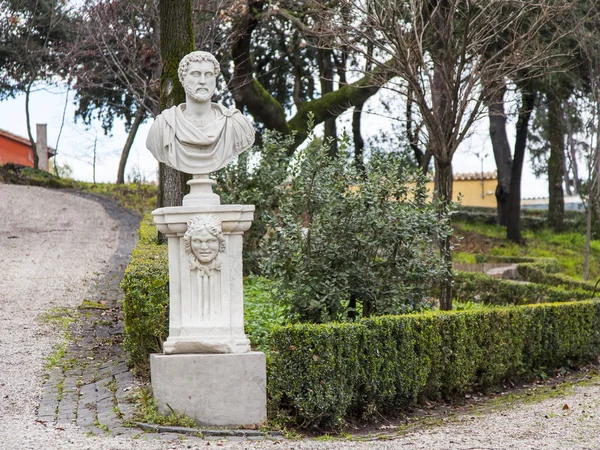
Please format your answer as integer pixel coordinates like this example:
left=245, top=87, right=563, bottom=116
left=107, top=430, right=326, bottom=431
left=261, top=133, right=453, bottom=323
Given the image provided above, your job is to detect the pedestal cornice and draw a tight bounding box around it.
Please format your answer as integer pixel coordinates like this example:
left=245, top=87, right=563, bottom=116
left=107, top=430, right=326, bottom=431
left=153, top=205, right=255, bottom=236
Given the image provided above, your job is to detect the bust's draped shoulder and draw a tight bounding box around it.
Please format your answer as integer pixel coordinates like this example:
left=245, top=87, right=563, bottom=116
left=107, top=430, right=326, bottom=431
left=146, top=103, right=255, bottom=174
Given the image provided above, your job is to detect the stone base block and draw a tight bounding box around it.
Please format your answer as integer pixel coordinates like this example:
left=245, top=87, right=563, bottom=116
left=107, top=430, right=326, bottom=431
left=150, top=352, right=266, bottom=427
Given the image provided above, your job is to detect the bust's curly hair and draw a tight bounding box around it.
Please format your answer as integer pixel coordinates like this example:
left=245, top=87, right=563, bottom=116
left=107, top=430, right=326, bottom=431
left=178, top=51, right=220, bottom=85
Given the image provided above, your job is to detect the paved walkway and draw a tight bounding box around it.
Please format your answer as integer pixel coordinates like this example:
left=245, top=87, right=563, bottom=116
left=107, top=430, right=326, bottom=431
left=36, top=190, right=141, bottom=437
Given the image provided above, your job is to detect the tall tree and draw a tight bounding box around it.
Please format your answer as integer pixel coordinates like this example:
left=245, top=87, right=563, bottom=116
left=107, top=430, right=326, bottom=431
left=158, top=0, right=194, bottom=209
left=65, top=0, right=160, bottom=183
left=489, top=2, right=591, bottom=239
left=485, top=77, right=538, bottom=243
left=228, top=0, right=396, bottom=152
left=506, top=85, right=537, bottom=243
left=313, top=0, right=575, bottom=309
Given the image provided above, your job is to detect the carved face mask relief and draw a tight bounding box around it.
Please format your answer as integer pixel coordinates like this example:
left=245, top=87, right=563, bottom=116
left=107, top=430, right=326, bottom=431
left=191, top=226, right=220, bottom=263
left=183, top=214, right=226, bottom=274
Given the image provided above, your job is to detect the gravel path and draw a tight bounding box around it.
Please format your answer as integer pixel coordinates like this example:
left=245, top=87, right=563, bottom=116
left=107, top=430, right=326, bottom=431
left=1, top=183, right=599, bottom=449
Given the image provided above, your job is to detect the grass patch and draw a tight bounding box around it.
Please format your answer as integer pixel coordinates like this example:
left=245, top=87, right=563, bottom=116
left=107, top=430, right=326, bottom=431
left=79, top=299, right=108, bottom=309
left=454, top=252, right=476, bottom=264
left=45, top=340, right=68, bottom=371
left=130, top=386, right=198, bottom=428
left=455, top=220, right=600, bottom=280
left=39, top=307, right=78, bottom=372
left=39, top=307, right=76, bottom=331
left=456, top=221, right=507, bottom=239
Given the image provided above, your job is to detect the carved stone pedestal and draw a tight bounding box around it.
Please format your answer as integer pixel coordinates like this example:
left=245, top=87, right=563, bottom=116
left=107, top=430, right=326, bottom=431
left=150, top=177, right=265, bottom=426
left=151, top=352, right=266, bottom=426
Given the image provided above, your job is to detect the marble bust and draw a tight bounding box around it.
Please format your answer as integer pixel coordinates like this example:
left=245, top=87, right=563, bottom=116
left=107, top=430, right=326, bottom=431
left=146, top=51, right=255, bottom=175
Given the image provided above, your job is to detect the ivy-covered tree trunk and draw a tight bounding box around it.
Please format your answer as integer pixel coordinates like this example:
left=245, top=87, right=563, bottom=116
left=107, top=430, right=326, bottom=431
left=117, top=107, right=145, bottom=184
left=157, top=0, right=193, bottom=213
left=430, top=0, right=455, bottom=311
left=546, top=90, right=565, bottom=232
left=507, top=90, right=537, bottom=243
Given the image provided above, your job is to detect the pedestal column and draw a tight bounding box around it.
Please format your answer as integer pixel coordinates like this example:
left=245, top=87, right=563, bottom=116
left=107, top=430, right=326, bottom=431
left=152, top=204, right=254, bottom=353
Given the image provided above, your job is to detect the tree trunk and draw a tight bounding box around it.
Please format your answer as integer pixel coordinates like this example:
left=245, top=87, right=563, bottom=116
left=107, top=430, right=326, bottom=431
left=318, top=49, right=338, bottom=157
left=430, top=0, right=454, bottom=311
left=506, top=90, right=537, bottom=243
left=25, top=77, right=39, bottom=170
left=352, top=102, right=366, bottom=173
left=585, top=203, right=591, bottom=281
left=117, top=107, right=145, bottom=184
left=157, top=0, right=194, bottom=212
left=547, top=90, right=565, bottom=232
left=487, top=82, right=512, bottom=226
left=436, top=158, right=453, bottom=311
left=566, top=116, right=580, bottom=196
left=158, top=162, right=190, bottom=206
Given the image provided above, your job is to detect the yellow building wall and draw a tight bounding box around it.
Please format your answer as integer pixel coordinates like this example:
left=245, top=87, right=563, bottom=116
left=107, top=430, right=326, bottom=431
left=425, top=179, right=497, bottom=208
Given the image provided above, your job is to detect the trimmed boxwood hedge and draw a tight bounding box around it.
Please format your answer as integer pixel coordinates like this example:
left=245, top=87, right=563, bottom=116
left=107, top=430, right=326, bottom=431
left=453, top=206, right=586, bottom=232
left=474, top=254, right=560, bottom=273
left=453, top=271, right=593, bottom=306
left=455, top=255, right=598, bottom=306
left=121, top=214, right=169, bottom=374
left=268, top=300, right=600, bottom=428
left=517, top=264, right=598, bottom=292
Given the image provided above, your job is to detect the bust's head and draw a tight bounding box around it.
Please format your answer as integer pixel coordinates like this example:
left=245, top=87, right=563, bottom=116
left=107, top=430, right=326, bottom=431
left=179, top=51, right=220, bottom=103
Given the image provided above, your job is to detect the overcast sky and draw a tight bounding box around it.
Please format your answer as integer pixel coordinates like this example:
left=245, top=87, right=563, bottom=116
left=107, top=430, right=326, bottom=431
left=0, top=81, right=550, bottom=198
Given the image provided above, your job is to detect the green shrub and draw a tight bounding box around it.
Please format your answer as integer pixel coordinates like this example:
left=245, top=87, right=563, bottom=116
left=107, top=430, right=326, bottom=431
left=214, top=131, right=292, bottom=274
left=262, top=135, right=452, bottom=323
left=244, top=276, right=291, bottom=352
left=268, top=300, right=600, bottom=428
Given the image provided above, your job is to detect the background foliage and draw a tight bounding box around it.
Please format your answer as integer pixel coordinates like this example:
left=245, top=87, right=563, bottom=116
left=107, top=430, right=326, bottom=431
left=262, top=132, right=453, bottom=322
